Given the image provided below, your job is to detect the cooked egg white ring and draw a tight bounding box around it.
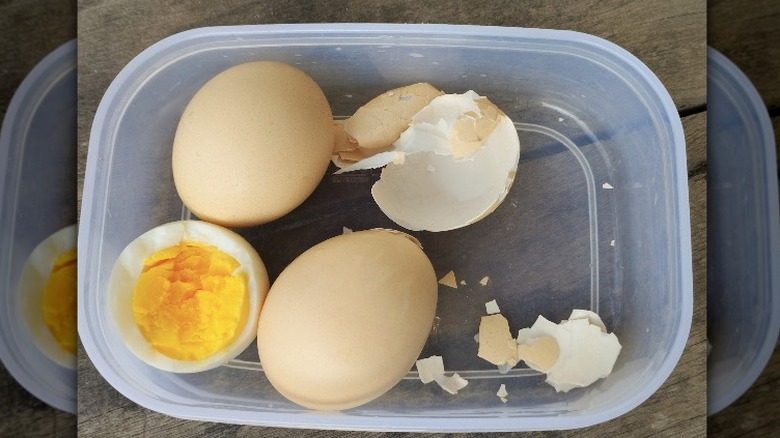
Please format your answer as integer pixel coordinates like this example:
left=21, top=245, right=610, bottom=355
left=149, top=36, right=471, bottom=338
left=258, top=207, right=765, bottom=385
left=17, top=224, right=77, bottom=370
left=108, top=220, right=268, bottom=373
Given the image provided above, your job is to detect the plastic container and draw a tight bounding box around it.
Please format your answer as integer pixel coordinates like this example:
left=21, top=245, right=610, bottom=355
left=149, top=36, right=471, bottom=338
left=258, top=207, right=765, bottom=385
left=79, top=24, right=692, bottom=431
left=0, top=39, right=77, bottom=414
left=707, top=47, right=780, bottom=416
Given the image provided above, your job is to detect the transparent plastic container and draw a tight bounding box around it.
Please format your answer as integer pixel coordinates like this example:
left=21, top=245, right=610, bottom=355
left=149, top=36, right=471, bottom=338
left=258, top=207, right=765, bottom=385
left=79, top=24, right=692, bottom=431
left=0, top=39, right=77, bottom=414
left=707, top=47, right=780, bottom=416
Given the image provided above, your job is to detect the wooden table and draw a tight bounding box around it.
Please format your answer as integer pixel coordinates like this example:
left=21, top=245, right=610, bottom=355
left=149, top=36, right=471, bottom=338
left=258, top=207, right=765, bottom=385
left=0, top=1, right=76, bottom=437
left=708, top=0, right=780, bottom=435
left=75, top=1, right=707, bottom=437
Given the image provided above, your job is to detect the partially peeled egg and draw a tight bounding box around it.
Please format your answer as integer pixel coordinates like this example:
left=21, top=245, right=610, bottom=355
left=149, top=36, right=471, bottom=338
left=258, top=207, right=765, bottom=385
left=336, top=85, right=520, bottom=232
left=108, top=220, right=269, bottom=373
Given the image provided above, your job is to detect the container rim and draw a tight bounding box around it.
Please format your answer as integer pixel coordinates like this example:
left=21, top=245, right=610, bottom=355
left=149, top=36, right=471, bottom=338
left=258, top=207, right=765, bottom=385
left=0, top=38, right=77, bottom=415
left=706, top=46, right=780, bottom=416
left=79, top=23, right=692, bottom=431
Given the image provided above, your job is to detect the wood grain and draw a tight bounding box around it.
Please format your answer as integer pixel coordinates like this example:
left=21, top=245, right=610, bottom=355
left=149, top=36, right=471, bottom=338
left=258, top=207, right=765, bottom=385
left=76, top=1, right=706, bottom=436
left=0, top=1, right=77, bottom=437
left=709, top=0, right=780, bottom=109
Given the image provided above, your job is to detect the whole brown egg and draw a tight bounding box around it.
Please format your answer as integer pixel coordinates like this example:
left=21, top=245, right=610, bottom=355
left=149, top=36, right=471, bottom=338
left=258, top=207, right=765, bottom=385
left=172, top=61, right=334, bottom=227
left=257, top=229, right=439, bottom=410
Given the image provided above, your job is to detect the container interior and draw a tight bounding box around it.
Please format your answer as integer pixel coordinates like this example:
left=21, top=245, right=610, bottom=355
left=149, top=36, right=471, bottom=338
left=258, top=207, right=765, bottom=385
left=0, top=40, right=77, bottom=414
left=707, top=47, right=780, bottom=416
left=80, top=27, right=690, bottom=430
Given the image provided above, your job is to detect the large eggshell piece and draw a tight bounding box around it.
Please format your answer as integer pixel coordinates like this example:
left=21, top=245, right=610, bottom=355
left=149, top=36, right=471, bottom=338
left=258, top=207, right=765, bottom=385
left=172, top=61, right=334, bottom=227
left=336, top=91, right=520, bottom=232
left=108, top=220, right=269, bottom=373
left=257, top=229, right=438, bottom=410
left=373, top=114, right=519, bottom=232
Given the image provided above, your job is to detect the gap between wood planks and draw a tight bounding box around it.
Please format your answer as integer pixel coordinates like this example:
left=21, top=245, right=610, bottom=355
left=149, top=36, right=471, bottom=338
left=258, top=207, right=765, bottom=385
left=679, top=104, right=707, bottom=118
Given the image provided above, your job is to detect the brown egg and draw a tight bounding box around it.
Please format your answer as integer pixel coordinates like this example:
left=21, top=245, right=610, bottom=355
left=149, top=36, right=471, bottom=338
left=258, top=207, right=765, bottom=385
left=172, top=61, right=334, bottom=227
left=257, top=229, right=438, bottom=410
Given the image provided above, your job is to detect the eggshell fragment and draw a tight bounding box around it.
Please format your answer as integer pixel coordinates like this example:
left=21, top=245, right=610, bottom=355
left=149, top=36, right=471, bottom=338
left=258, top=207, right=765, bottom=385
left=334, top=151, right=403, bottom=173
left=438, top=270, right=458, bottom=289
left=342, top=83, right=444, bottom=150
left=516, top=336, right=559, bottom=372
left=567, top=309, right=607, bottom=332
left=415, top=354, right=469, bottom=394
left=416, top=355, right=445, bottom=384
left=516, top=313, right=621, bottom=392
left=257, top=229, right=438, bottom=411
left=331, top=149, right=366, bottom=169
left=485, top=299, right=501, bottom=315
left=333, top=121, right=358, bottom=153
left=477, top=314, right=519, bottom=369
left=496, top=384, right=508, bottom=403
left=435, top=373, right=469, bottom=395
left=497, top=362, right=515, bottom=375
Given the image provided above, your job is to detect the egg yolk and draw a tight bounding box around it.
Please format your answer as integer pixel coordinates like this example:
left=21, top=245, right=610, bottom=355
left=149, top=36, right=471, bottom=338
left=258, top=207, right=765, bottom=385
left=41, top=249, right=77, bottom=355
left=132, top=241, right=248, bottom=361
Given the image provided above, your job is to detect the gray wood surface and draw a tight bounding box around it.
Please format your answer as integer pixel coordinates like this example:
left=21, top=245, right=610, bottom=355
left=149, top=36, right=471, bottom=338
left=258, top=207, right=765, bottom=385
left=75, top=1, right=707, bottom=437
left=708, top=0, right=780, bottom=436
left=0, top=1, right=77, bottom=437
left=709, top=0, right=780, bottom=109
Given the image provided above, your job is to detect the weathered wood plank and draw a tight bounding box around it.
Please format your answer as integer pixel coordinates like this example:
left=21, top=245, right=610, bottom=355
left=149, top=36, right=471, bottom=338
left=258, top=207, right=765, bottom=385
left=709, top=0, right=780, bottom=109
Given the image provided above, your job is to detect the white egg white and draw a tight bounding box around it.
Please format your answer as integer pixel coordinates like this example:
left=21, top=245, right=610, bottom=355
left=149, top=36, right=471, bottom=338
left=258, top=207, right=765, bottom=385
left=17, top=224, right=77, bottom=370
left=108, top=220, right=268, bottom=373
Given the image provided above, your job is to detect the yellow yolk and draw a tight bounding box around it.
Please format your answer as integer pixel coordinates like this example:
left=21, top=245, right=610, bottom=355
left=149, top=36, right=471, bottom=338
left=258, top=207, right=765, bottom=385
left=41, top=249, right=77, bottom=355
left=131, top=241, right=248, bottom=361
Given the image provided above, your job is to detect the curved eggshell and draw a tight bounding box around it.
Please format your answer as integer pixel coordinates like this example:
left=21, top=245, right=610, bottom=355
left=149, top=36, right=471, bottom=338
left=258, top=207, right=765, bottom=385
left=172, top=61, right=334, bottom=227
left=257, top=229, right=438, bottom=410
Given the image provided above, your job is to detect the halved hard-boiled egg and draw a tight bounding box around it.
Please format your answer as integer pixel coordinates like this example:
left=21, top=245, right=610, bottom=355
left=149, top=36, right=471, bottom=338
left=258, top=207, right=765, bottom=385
left=18, top=224, right=77, bottom=370
left=108, top=220, right=269, bottom=373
